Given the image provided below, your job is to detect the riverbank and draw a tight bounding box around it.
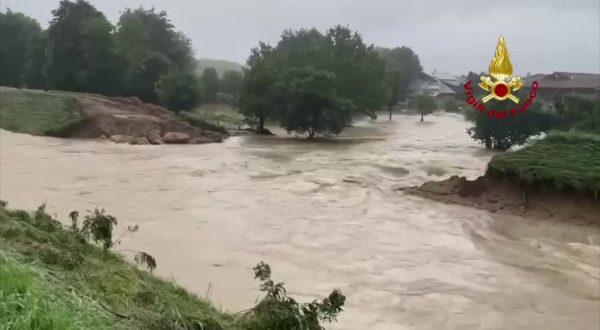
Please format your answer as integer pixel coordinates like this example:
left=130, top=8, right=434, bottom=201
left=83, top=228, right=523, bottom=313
left=0, top=87, right=227, bottom=145
left=402, top=132, right=600, bottom=225
left=0, top=202, right=344, bottom=330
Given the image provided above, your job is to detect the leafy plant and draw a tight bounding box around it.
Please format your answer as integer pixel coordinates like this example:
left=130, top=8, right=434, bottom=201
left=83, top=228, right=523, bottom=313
left=242, top=261, right=345, bottom=330
left=81, top=208, right=118, bottom=250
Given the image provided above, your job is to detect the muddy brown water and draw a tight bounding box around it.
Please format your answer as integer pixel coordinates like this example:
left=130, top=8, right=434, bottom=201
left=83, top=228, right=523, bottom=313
left=1, top=113, right=599, bottom=330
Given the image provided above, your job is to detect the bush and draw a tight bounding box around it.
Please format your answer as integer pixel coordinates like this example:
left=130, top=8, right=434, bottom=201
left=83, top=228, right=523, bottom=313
left=416, top=94, right=436, bottom=121
left=555, top=96, right=600, bottom=133
left=242, top=262, right=345, bottom=330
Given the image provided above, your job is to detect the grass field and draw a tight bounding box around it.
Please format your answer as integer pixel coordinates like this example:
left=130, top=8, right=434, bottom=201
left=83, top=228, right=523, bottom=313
left=0, top=88, right=84, bottom=137
left=487, top=132, right=600, bottom=198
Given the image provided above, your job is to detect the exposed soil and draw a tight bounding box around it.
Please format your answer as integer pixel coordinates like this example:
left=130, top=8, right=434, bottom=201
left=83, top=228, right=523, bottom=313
left=70, top=94, right=226, bottom=144
left=400, top=175, right=600, bottom=225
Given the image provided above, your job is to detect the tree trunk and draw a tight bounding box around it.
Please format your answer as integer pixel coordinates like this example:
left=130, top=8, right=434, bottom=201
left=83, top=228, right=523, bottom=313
left=420, top=112, right=424, bottom=121
left=389, top=107, right=392, bottom=120
left=258, top=116, right=266, bottom=133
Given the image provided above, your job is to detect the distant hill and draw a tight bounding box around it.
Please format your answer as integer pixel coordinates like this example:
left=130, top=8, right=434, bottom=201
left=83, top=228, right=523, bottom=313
left=196, top=58, right=244, bottom=77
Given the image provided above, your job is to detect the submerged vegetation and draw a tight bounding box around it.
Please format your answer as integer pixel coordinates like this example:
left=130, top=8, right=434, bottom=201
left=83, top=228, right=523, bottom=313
left=487, top=132, right=600, bottom=198
left=0, top=202, right=345, bottom=330
left=0, top=88, right=83, bottom=137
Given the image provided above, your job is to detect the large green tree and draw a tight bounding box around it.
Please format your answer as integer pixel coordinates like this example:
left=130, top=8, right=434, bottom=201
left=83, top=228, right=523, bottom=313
left=326, top=26, right=389, bottom=119
left=115, top=7, right=194, bottom=102
left=276, top=68, right=353, bottom=138
left=46, top=0, right=120, bottom=94
left=239, top=43, right=279, bottom=133
left=0, top=10, right=44, bottom=87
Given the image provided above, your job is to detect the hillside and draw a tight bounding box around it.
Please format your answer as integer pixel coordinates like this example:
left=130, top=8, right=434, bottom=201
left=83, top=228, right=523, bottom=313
left=0, top=87, right=227, bottom=144
left=196, top=58, right=244, bottom=77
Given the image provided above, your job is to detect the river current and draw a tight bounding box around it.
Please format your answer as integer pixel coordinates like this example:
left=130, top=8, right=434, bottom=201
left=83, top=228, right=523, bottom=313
left=1, top=113, right=598, bottom=330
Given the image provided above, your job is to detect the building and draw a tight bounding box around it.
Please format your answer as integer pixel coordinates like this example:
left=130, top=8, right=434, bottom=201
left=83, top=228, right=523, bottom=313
left=522, top=72, right=600, bottom=99
left=406, top=72, right=457, bottom=108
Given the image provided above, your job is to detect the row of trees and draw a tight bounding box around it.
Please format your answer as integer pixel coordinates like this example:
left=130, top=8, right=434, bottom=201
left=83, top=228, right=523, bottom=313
left=0, top=1, right=202, bottom=111
left=1, top=2, right=425, bottom=133
left=239, top=27, right=423, bottom=136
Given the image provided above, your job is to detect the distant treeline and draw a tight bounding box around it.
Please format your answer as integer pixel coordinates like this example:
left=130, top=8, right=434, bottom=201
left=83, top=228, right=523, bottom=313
left=0, top=1, right=426, bottom=136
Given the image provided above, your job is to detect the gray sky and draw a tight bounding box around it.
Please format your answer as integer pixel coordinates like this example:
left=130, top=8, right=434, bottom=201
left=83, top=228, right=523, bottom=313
left=2, top=0, right=599, bottom=75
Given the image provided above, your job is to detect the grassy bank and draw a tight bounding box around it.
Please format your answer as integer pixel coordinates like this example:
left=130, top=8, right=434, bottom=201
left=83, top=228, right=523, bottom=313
left=184, top=103, right=244, bottom=130
left=0, top=203, right=344, bottom=330
left=0, top=88, right=84, bottom=137
left=487, top=132, right=600, bottom=199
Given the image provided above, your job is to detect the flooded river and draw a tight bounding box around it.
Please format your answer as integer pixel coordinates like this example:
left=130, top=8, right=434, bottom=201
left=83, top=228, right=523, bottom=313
left=1, top=114, right=598, bottom=330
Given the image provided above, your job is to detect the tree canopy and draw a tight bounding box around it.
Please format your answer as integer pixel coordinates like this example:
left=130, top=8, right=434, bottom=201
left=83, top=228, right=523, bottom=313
left=0, top=10, right=44, bottom=87
left=416, top=94, right=436, bottom=121
left=0, top=1, right=197, bottom=110
left=239, top=26, right=419, bottom=136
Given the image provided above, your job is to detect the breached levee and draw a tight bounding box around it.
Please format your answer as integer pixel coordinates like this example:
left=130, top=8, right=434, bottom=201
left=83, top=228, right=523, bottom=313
left=400, top=132, right=600, bottom=225
left=0, top=87, right=227, bottom=145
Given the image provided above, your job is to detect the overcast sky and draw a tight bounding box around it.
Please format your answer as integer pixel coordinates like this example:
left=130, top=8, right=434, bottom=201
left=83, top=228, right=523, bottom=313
left=2, top=0, right=599, bottom=75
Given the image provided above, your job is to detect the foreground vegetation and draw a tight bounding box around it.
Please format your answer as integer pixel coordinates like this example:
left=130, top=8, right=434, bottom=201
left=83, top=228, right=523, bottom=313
left=0, top=202, right=344, bottom=330
left=487, top=132, right=600, bottom=199
left=0, top=88, right=83, bottom=136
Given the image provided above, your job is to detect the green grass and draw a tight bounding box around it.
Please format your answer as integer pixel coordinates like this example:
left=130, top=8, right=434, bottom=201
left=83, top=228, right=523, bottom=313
left=0, top=88, right=84, bottom=137
left=184, top=103, right=244, bottom=130
left=0, top=203, right=345, bottom=330
left=0, top=254, right=119, bottom=330
left=0, top=205, right=243, bottom=330
left=487, top=132, right=600, bottom=198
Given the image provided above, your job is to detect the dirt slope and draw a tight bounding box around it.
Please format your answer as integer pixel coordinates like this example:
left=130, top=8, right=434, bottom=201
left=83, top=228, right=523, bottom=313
left=71, top=94, right=226, bottom=143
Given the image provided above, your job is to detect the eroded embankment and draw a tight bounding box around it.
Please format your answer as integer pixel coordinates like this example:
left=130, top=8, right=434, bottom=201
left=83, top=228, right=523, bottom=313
left=401, top=174, right=600, bottom=225
left=0, top=87, right=227, bottom=145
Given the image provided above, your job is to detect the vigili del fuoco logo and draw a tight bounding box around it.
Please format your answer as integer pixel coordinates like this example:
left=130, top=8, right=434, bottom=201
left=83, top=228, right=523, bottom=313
left=464, top=36, right=540, bottom=119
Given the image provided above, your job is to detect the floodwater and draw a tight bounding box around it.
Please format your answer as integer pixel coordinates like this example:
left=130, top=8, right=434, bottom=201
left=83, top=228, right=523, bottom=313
left=1, top=113, right=599, bottom=330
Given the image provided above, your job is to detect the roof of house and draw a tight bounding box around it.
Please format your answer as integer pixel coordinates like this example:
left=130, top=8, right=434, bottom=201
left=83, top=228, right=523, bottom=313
left=523, top=72, right=600, bottom=90
left=408, top=73, right=456, bottom=97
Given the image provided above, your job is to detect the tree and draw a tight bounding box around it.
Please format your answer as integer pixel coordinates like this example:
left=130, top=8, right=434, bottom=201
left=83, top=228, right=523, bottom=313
left=276, top=68, right=353, bottom=138
left=380, top=46, right=423, bottom=101
left=220, top=70, right=243, bottom=97
left=239, top=43, right=279, bottom=133
left=326, top=26, right=388, bottom=119
left=200, top=68, right=220, bottom=103
left=46, top=0, right=121, bottom=94
left=465, top=94, right=559, bottom=150
left=24, top=29, right=48, bottom=89
left=416, top=94, right=436, bottom=121
left=156, top=70, right=202, bottom=113
left=0, top=10, right=44, bottom=87
left=386, top=70, right=402, bottom=119
left=115, top=7, right=194, bottom=102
